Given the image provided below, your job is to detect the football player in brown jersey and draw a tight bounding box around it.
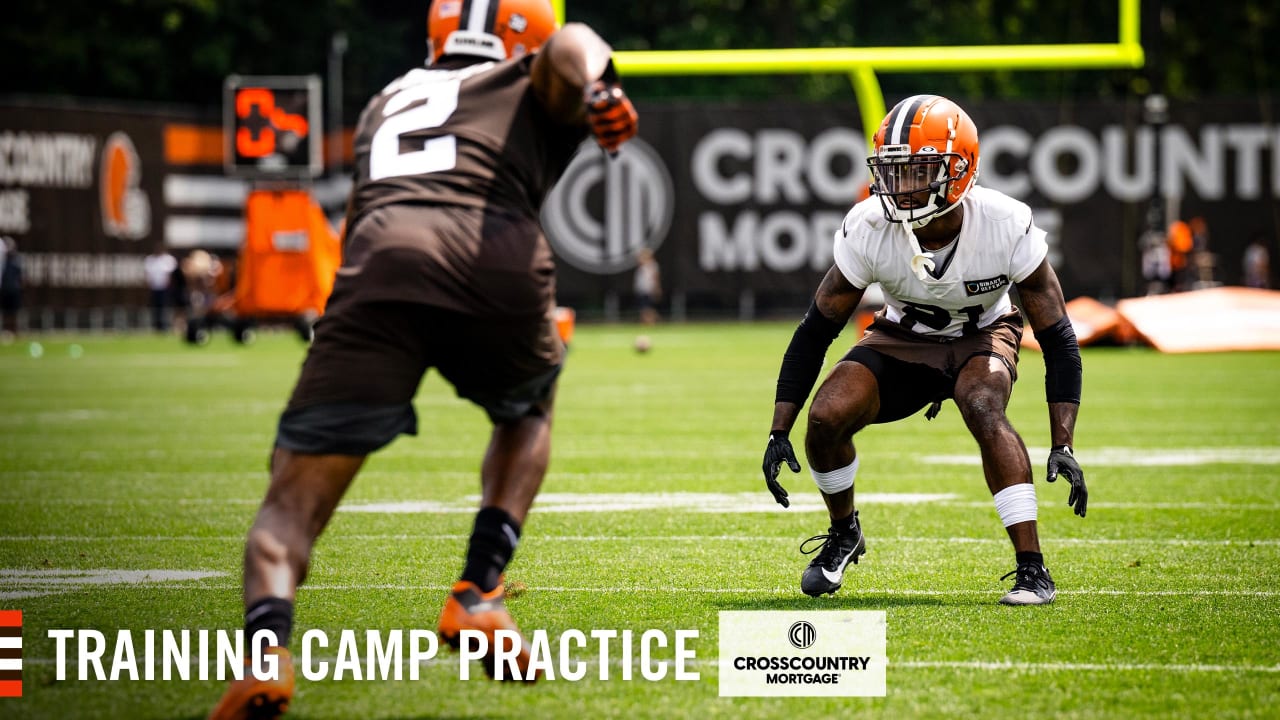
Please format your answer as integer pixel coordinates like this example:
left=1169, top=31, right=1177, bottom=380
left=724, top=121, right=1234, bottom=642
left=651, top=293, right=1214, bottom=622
left=209, top=2, right=638, bottom=716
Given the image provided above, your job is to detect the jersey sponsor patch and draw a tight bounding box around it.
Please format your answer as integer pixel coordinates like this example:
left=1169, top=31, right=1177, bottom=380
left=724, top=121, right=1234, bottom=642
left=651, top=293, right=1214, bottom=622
left=964, top=274, right=1009, bottom=296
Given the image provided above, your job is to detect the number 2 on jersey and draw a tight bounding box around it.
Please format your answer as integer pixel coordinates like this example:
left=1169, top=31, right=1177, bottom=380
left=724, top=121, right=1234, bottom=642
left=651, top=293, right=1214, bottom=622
left=370, top=78, right=461, bottom=180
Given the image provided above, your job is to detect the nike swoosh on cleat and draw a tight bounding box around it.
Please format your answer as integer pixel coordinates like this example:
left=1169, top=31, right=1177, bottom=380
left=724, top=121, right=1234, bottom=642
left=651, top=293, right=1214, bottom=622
left=820, top=544, right=861, bottom=584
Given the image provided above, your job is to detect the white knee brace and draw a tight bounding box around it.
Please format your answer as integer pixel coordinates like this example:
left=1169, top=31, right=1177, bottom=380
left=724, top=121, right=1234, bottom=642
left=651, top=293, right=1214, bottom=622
left=993, top=483, right=1038, bottom=527
left=811, top=457, right=859, bottom=494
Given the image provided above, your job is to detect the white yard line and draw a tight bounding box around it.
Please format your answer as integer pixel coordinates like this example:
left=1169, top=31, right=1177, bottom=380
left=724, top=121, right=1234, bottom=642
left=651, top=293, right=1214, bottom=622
left=0, top=534, right=1277, bottom=547
left=895, top=660, right=1280, bottom=673
left=947, top=501, right=1280, bottom=510
left=158, top=584, right=1274, bottom=598
left=340, top=492, right=957, bottom=514
left=0, top=569, right=225, bottom=600
left=5, top=577, right=1277, bottom=600
left=4, top=497, right=1280, bottom=512
left=923, top=447, right=1280, bottom=466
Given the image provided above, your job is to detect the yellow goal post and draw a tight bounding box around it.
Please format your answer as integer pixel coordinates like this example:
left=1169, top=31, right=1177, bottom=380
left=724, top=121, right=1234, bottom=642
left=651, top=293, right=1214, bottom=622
left=553, top=0, right=1144, bottom=148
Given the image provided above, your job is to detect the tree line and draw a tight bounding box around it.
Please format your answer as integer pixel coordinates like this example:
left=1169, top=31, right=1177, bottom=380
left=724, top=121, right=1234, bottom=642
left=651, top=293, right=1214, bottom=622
left=1, top=1, right=1273, bottom=114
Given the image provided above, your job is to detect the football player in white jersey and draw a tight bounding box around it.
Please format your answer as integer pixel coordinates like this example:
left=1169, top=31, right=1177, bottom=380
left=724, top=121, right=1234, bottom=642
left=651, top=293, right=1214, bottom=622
left=762, top=95, right=1086, bottom=605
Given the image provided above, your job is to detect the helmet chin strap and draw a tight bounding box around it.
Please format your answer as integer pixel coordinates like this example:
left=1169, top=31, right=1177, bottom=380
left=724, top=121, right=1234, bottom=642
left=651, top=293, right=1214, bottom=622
left=899, top=194, right=961, bottom=280
left=901, top=223, right=936, bottom=281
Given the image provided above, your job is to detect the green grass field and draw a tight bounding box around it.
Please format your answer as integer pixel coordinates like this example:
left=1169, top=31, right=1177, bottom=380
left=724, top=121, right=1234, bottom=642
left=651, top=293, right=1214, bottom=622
left=1, top=324, right=1278, bottom=719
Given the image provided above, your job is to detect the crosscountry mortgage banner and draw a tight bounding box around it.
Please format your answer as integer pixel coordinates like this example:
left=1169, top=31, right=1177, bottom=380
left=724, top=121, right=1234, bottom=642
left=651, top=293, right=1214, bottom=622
left=3, top=97, right=1278, bottom=318
left=545, top=99, right=1280, bottom=314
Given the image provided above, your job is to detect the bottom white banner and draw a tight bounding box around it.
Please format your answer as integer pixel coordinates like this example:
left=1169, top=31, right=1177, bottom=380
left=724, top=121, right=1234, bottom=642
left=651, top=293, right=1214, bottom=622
left=718, top=610, right=886, bottom=697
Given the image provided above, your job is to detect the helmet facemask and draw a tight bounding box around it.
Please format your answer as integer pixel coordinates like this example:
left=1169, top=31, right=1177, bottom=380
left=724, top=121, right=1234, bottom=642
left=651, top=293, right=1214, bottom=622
left=867, top=146, right=970, bottom=229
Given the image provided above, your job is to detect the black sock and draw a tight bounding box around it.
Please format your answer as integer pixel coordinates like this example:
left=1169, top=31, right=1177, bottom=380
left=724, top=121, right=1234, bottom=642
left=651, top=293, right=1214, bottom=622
left=461, top=507, right=521, bottom=593
left=1016, top=551, right=1045, bottom=567
left=245, top=597, right=293, bottom=653
left=830, top=510, right=859, bottom=534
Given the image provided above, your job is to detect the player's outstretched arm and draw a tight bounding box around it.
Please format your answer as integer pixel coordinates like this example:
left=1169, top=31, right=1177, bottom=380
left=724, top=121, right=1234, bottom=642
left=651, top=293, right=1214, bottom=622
left=530, top=23, right=638, bottom=153
left=763, top=266, right=864, bottom=507
left=1017, top=259, right=1087, bottom=517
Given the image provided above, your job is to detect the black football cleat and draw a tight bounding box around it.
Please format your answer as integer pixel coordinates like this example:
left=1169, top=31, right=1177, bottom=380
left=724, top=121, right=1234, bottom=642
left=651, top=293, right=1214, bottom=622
left=998, top=562, right=1057, bottom=605
left=799, top=511, right=867, bottom=597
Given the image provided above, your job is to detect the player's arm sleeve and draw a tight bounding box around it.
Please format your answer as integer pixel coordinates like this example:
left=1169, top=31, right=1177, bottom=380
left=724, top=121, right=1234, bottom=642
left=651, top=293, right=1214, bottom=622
left=1035, top=315, right=1081, bottom=404
left=1019, top=259, right=1082, bottom=405
left=776, top=300, right=845, bottom=405
left=775, top=262, right=864, bottom=406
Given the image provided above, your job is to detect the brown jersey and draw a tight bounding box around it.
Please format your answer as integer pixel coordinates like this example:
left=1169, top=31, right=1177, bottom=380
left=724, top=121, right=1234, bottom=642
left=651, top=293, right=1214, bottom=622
left=334, top=55, right=587, bottom=317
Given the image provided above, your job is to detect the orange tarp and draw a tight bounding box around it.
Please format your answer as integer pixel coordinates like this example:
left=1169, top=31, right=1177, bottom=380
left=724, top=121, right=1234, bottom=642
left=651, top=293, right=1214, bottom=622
left=1022, top=296, right=1137, bottom=351
left=234, top=190, right=341, bottom=317
left=1114, top=287, right=1280, bottom=353
left=1023, top=288, right=1280, bottom=353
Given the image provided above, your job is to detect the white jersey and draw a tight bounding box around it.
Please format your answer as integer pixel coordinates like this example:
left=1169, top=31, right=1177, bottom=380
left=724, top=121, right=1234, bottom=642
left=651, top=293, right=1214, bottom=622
left=833, top=186, right=1048, bottom=338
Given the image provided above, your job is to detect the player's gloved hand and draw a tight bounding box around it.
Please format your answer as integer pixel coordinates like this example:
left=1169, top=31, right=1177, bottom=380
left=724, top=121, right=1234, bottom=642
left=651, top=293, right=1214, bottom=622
left=584, top=80, right=638, bottom=156
left=762, top=432, right=801, bottom=508
left=1046, top=445, right=1087, bottom=517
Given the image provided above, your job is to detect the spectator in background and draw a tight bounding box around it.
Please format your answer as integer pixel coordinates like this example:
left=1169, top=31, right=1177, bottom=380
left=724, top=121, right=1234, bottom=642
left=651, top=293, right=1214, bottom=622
left=0, top=237, right=22, bottom=340
left=1141, top=229, right=1172, bottom=295
left=181, top=250, right=216, bottom=314
left=143, top=243, right=177, bottom=332
left=179, top=250, right=222, bottom=343
left=169, top=255, right=190, bottom=333
left=1166, top=220, right=1193, bottom=292
left=633, top=247, right=661, bottom=325
left=1188, top=216, right=1217, bottom=289
left=1243, top=233, right=1271, bottom=289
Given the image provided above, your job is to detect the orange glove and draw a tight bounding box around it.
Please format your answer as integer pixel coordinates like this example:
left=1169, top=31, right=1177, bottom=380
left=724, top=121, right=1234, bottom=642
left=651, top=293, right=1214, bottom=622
left=585, top=80, right=638, bottom=156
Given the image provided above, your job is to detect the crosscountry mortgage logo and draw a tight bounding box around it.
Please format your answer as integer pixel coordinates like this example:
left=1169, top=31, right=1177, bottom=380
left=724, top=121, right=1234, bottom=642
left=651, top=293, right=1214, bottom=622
left=719, top=610, right=886, bottom=697
left=788, top=621, right=816, bottom=650
left=541, top=138, right=673, bottom=274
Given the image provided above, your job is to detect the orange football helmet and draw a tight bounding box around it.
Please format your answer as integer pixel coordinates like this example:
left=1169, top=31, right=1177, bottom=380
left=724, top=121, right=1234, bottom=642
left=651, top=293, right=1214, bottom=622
left=867, top=95, right=980, bottom=228
left=428, top=0, right=558, bottom=64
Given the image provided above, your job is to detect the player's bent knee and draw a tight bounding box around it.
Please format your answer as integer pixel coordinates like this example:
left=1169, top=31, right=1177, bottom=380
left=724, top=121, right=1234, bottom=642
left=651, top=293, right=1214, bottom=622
left=807, top=392, right=870, bottom=444
left=957, top=402, right=1010, bottom=443
left=954, top=371, right=1010, bottom=424
left=955, top=388, right=1001, bottom=418
left=805, top=405, right=845, bottom=447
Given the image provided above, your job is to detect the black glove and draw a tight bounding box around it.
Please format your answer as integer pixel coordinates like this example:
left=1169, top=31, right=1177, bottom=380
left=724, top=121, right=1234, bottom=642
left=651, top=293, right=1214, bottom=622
left=1046, top=445, right=1087, bottom=517
left=762, top=432, right=801, bottom=508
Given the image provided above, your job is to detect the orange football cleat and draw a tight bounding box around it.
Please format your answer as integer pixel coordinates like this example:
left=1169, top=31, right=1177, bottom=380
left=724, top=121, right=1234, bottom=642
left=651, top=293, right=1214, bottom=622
left=208, top=646, right=295, bottom=720
left=438, top=579, right=540, bottom=682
